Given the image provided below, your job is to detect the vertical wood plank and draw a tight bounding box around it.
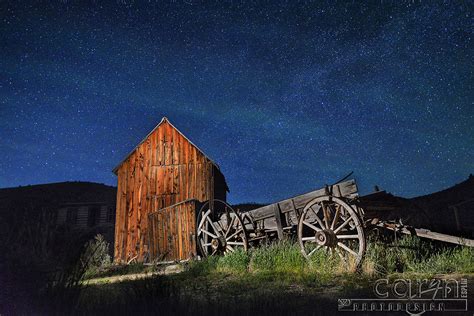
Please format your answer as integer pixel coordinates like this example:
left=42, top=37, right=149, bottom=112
left=114, top=119, right=226, bottom=262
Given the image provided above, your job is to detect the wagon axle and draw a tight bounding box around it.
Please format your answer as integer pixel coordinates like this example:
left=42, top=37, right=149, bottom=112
left=315, top=230, right=337, bottom=247
left=211, top=236, right=227, bottom=252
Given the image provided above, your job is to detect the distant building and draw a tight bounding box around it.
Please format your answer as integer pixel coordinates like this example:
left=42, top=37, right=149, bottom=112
left=56, top=202, right=115, bottom=229
left=113, top=117, right=228, bottom=263
left=0, top=182, right=117, bottom=252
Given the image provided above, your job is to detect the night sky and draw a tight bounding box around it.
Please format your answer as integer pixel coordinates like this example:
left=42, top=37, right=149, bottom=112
left=1, top=1, right=472, bottom=203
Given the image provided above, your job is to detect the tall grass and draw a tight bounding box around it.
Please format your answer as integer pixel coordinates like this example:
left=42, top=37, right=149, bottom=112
left=250, top=240, right=306, bottom=273
left=365, top=235, right=473, bottom=275
left=187, top=237, right=473, bottom=280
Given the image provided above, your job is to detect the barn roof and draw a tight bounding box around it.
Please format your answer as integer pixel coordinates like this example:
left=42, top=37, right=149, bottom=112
left=112, top=117, right=223, bottom=176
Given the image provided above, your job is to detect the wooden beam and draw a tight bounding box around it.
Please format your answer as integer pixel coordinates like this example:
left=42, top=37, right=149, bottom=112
left=273, top=203, right=284, bottom=240
left=451, top=206, right=462, bottom=231
left=248, top=179, right=358, bottom=221
left=380, top=224, right=474, bottom=247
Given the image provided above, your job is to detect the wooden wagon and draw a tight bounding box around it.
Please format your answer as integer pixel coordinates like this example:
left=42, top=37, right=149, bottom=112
left=194, top=178, right=474, bottom=269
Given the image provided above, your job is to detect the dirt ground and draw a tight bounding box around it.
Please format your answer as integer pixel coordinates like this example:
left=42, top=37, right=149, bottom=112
left=79, top=272, right=474, bottom=315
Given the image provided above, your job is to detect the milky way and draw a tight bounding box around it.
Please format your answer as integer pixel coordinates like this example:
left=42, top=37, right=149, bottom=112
left=1, top=1, right=473, bottom=203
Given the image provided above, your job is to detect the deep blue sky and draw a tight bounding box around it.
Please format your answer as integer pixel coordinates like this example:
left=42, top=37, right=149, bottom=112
left=1, top=1, right=472, bottom=203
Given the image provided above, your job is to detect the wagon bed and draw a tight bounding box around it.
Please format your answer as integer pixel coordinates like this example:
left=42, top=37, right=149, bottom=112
left=194, top=179, right=474, bottom=270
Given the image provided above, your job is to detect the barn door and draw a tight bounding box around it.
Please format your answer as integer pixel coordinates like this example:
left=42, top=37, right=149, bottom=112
left=147, top=199, right=198, bottom=262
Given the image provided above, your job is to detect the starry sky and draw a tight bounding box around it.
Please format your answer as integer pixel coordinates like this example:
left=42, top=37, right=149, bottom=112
left=1, top=1, right=473, bottom=204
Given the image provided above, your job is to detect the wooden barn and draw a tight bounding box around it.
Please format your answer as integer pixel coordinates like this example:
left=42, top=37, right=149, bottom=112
left=113, top=117, right=228, bottom=263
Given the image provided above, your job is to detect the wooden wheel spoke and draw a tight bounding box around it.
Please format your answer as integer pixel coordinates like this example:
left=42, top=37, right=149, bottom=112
left=310, top=206, right=327, bottom=229
left=226, top=228, right=243, bottom=241
left=302, top=236, right=316, bottom=241
left=334, top=216, right=352, bottom=234
left=205, top=216, right=221, bottom=236
left=224, top=216, right=236, bottom=237
left=216, top=221, right=226, bottom=234
left=201, top=229, right=218, bottom=239
left=321, top=201, right=331, bottom=229
left=315, top=216, right=327, bottom=231
left=331, top=205, right=341, bottom=230
left=337, top=242, right=358, bottom=257
left=227, top=241, right=245, bottom=246
left=307, top=245, right=322, bottom=257
left=336, top=234, right=360, bottom=240
left=303, top=220, right=322, bottom=232
left=335, top=247, right=347, bottom=264
left=226, top=245, right=235, bottom=252
left=197, top=209, right=211, bottom=232
left=199, top=238, right=207, bottom=254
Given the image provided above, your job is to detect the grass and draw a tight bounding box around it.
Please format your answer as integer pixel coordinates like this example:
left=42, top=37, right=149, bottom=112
left=189, top=236, right=473, bottom=278
left=83, top=262, right=155, bottom=280
left=177, top=236, right=473, bottom=302
left=89, top=236, right=473, bottom=285
left=14, top=236, right=473, bottom=315
left=365, top=235, right=474, bottom=276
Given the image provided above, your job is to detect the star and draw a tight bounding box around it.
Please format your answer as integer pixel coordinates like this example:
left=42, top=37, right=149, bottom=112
left=0, top=1, right=472, bottom=203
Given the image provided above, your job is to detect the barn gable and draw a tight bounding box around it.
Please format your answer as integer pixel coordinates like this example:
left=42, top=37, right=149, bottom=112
left=113, top=117, right=226, bottom=179
left=113, top=117, right=228, bottom=262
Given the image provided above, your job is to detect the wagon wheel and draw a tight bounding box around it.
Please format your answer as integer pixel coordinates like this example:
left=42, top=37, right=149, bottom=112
left=197, top=200, right=248, bottom=257
left=298, top=195, right=366, bottom=270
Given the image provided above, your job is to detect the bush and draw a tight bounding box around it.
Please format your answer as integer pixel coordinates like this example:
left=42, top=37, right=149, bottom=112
left=81, top=234, right=112, bottom=278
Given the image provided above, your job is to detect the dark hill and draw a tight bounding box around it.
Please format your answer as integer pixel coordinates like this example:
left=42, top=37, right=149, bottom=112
left=0, top=181, right=116, bottom=210
left=411, top=174, right=474, bottom=209
left=411, top=175, right=474, bottom=236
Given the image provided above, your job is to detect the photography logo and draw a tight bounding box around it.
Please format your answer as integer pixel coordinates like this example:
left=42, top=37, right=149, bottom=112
left=338, top=278, right=468, bottom=314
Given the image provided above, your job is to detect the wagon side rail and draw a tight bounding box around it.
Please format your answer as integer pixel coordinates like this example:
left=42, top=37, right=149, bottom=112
left=242, top=179, right=359, bottom=240
left=376, top=222, right=474, bottom=247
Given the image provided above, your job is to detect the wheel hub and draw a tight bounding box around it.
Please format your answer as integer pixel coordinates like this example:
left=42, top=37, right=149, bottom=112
left=315, top=230, right=337, bottom=247
left=211, top=236, right=227, bottom=251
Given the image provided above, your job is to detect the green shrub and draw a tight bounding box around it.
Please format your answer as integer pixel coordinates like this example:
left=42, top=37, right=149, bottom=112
left=81, top=234, right=112, bottom=278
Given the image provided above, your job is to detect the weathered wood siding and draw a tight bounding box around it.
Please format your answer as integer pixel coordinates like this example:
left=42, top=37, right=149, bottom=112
left=114, top=119, right=227, bottom=263
left=148, top=199, right=198, bottom=262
